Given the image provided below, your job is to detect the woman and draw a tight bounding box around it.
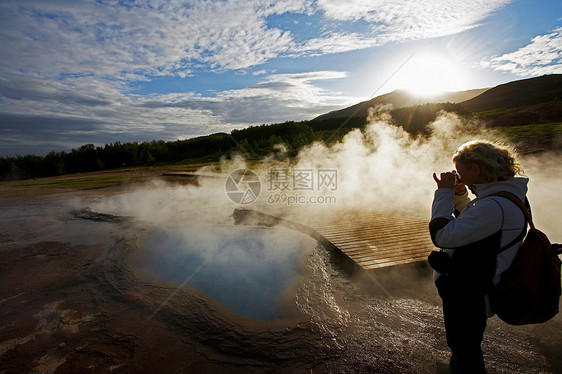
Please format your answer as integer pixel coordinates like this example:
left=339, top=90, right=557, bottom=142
left=429, top=141, right=528, bottom=373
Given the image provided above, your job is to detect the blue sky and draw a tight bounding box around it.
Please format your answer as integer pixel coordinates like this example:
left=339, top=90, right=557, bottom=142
left=0, top=0, right=561, bottom=156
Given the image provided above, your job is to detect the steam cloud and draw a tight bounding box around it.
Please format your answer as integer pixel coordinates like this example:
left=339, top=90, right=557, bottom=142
left=94, top=108, right=561, bottom=242
left=218, top=109, right=560, bottom=240
left=86, top=107, right=561, bottom=327
left=83, top=108, right=561, bottom=366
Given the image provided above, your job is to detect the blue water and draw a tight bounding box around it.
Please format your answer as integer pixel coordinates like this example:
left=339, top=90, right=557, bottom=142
left=135, top=225, right=314, bottom=320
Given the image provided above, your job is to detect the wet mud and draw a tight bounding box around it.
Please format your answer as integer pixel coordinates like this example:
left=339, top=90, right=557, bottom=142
left=1, top=189, right=561, bottom=373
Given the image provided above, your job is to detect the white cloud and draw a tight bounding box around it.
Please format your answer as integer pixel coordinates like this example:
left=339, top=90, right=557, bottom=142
left=0, top=0, right=308, bottom=80
left=142, top=70, right=355, bottom=124
left=300, top=33, right=381, bottom=55
left=224, top=70, right=351, bottom=107
left=0, top=0, right=529, bottom=155
left=485, top=27, right=562, bottom=76
left=0, top=69, right=355, bottom=155
left=316, top=0, right=511, bottom=41
left=0, top=0, right=513, bottom=82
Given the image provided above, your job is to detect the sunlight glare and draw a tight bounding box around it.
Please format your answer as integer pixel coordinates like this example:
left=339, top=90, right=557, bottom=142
left=392, top=53, right=469, bottom=96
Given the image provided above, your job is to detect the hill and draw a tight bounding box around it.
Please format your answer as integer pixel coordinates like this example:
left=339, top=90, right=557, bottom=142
left=474, top=101, right=562, bottom=127
left=313, top=88, right=488, bottom=121
left=2, top=76, right=561, bottom=181
left=460, top=74, right=562, bottom=113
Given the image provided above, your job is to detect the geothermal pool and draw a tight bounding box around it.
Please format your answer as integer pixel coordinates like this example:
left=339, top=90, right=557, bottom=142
left=3, top=187, right=560, bottom=373
left=89, top=188, right=561, bottom=372
left=135, top=225, right=315, bottom=320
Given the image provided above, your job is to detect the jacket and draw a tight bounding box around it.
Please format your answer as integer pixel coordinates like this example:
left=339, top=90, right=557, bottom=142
left=429, top=177, right=528, bottom=314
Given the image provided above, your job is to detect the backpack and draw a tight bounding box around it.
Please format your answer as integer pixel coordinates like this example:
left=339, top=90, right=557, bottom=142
left=490, top=191, right=562, bottom=325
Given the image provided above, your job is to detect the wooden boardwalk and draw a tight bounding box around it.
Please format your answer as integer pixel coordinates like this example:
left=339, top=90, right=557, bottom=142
left=234, top=208, right=436, bottom=271
left=306, top=211, right=435, bottom=270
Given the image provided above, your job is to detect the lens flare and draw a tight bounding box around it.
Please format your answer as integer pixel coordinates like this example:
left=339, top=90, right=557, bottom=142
left=391, top=52, right=470, bottom=96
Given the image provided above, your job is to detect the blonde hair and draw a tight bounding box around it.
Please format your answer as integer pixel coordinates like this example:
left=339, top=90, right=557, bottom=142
left=453, top=141, right=522, bottom=182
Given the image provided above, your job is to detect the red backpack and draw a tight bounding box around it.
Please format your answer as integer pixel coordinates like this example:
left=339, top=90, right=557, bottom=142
left=490, top=191, right=562, bottom=325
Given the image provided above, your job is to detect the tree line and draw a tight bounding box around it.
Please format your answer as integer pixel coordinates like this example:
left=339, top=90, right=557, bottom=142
left=0, top=122, right=322, bottom=181
left=0, top=103, right=463, bottom=181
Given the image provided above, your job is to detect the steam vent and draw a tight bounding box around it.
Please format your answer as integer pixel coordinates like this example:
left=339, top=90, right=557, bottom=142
left=233, top=208, right=435, bottom=271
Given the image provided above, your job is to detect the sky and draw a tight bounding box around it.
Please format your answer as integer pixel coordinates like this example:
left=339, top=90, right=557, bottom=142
left=0, top=0, right=561, bottom=156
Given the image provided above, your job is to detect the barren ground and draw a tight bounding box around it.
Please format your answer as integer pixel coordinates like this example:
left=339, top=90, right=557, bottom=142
left=1, top=171, right=561, bottom=373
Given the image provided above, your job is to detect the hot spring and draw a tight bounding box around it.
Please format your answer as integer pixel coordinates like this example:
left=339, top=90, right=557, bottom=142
left=134, top=225, right=315, bottom=320
left=81, top=186, right=560, bottom=372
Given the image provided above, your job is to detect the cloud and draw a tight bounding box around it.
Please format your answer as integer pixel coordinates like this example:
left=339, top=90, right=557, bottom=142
left=315, top=0, right=511, bottom=43
left=0, top=113, right=106, bottom=156
left=0, top=0, right=513, bottom=81
left=0, top=74, right=116, bottom=107
left=0, top=0, right=307, bottom=79
left=142, top=71, right=354, bottom=124
left=0, top=67, right=353, bottom=156
left=0, top=108, right=235, bottom=156
left=300, top=33, right=381, bottom=55
left=0, top=0, right=522, bottom=155
left=483, top=27, right=562, bottom=76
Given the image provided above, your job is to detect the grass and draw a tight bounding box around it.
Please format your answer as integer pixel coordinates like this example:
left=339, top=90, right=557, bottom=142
left=489, top=122, right=562, bottom=153
left=166, top=162, right=220, bottom=172
left=472, top=108, right=512, bottom=117
left=11, top=158, right=225, bottom=190
left=16, top=175, right=146, bottom=189
left=492, top=122, right=562, bottom=141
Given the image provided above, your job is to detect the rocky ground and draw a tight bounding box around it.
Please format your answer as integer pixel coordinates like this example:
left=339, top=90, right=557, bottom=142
left=1, top=172, right=561, bottom=373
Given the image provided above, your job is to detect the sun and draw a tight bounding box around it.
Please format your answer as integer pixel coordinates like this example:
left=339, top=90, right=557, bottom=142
left=391, top=53, right=469, bottom=97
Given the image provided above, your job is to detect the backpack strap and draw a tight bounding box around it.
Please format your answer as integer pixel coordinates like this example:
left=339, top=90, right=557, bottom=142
left=489, top=191, right=534, bottom=229
left=491, top=192, right=562, bottom=256
left=489, top=191, right=530, bottom=254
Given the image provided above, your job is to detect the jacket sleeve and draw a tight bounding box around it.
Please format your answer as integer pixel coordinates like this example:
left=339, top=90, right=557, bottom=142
left=429, top=188, right=503, bottom=249
left=452, top=189, right=470, bottom=215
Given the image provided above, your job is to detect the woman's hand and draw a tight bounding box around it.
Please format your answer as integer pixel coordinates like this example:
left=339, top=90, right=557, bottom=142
left=453, top=181, right=467, bottom=195
left=433, top=171, right=456, bottom=189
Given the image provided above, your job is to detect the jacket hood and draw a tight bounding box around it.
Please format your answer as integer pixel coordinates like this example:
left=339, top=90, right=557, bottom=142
left=471, top=177, right=529, bottom=201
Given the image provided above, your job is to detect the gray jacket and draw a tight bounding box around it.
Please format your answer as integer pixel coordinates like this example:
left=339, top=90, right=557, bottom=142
left=430, top=177, right=528, bottom=314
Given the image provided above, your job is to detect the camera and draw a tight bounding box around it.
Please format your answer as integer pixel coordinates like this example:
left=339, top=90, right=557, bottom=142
left=454, top=172, right=461, bottom=184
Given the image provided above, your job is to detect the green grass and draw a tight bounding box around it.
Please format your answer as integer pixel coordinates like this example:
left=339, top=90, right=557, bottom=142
left=472, top=108, right=512, bottom=116
left=488, top=122, right=562, bottom=154
left=166, top=162, right=220, bottom=172
left=12, top=158, right=226, bottom=189
left=16, top=175, right=145, bottom=189
left=492, top=122, right=562, bottom=141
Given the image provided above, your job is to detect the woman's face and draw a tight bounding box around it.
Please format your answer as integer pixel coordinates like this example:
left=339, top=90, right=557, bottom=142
left=455, top=159, right=486, bottom=189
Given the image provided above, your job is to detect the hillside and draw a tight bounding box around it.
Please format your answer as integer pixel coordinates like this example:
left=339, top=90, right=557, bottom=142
left=313, top=88, right=488, bottom=121
left=474, top=101, right=562, bottom=127
left=3, top=75, right=561, bottom=181
left=313, top=74, right=562, bottom=122
left=460, top=74, right=562, bottom=113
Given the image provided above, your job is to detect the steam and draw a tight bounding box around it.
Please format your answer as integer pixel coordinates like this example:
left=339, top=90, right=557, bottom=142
left=82, top=107, right=562, bottom=329
left=290, top=110, right=474, bottom=213
left=519, top=154, right=561, bottom=239
left=82, top=108, right=561, bottom=363
left=93, top=107, right=561, bottom=240
left=270, top=109, right=559, bottom=239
